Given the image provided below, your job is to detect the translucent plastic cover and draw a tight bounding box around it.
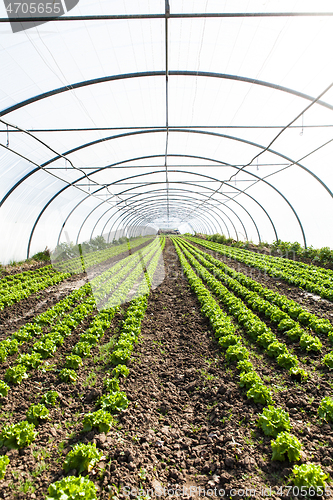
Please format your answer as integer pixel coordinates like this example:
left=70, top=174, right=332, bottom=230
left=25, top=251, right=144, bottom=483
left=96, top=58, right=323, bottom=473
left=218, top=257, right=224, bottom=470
left=0, top=0, right=333, bottom=263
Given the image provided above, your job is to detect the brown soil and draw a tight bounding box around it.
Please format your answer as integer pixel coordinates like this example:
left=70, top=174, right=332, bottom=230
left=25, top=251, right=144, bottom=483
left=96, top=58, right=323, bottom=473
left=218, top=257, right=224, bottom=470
left=0, top=239, right=332, bottom=500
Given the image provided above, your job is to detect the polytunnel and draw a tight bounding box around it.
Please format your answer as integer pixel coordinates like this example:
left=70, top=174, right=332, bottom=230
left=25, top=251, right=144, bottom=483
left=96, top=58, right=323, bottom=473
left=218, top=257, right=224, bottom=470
left=1, top=0, right=333, bottom=264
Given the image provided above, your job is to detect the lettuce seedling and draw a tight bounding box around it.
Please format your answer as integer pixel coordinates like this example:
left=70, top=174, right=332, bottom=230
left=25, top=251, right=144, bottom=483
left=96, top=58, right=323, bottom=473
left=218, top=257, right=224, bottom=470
left=277, top=352, right=298, bottom=369
left=257, top=405, right=291, bottom=437
left=225, top=344, right=249, bottom=362
left=83, top=409, right=115, bottom=433
left=257, top=332, right=276, bottom=348
left=59, top=368, right=77, bottom=384
left=292, top=463, right=329, bottom=489
left=41, top=390, right=59, bottom=406
left=0, top=380, right=10, bottom=397
left=0, top=421, right=37, bottom=449
left=289, top=366, right=308, bottom=381
left=1, top=339, right=19, bottom=355
left=271, top=432, right=302, bottom=462
left=32, top=339, right=57, bottom=358
left=103, top=378, right=120, bottom=393
left=247, top=382, right=273, bottom=405
left=236, top=360, right=254, bottom=373
left=46, top=476, right=98, bottom=500
left=26, top=404, right=50, bottom=426
left=299, top=333, right=322, bottom=352
left=0, top=455, right=9, bottom=480
left=72, top=341, right=91, bottom=358
left=110, top=348, right=131, bottom=365
left=97, top=391, right=129, bottom=413
left=266, top=341, right=288, bottom=359
left=16, top=352, right=42, bottom=370
left=63, top=443, right=103, bottom=474
left=80, top=333, right=99, bottom=345
left=64, top=354, right=83, bottom=370
left=277, top=318, right=296, bottom=332
left=322, top=352, right=333, bottom=370
left=318, top=396, right=333, bottom=422
left=112, top=365, right=129, bottom=379
left=5, top=365, right=28, bottom=385
left=218, top=335, right=241, bottom=349
left=239, top=371, right=261, bottom=389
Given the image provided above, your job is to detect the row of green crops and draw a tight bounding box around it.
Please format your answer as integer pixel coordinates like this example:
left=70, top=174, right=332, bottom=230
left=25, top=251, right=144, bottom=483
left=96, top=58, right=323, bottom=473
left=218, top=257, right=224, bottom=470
left=0, top=238, right=163, bottom=377
left=54, top=236, right=154, bottom=274
left=176, top=239, right=308, bottom=381
left=185, top=237, right=333, bottom=301
left=172, top=238, right=330, bottom=492
left=179, top=239, right=333, bottom=371
left=0, top=238, right=165, bottom=498
left=0, top=265, right=71, bottom=311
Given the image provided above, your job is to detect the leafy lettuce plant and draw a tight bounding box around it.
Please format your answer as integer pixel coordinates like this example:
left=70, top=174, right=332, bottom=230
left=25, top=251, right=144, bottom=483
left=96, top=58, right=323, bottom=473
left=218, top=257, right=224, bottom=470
left=239, top=371, right=261, bottom=389
left=0, top=455, right=9, bottom=480
left=0, top=421, right=37, bottom=449
left=299, top=333, right=322, bottom=352
left=0, top=380, right=10, bottom=397
left=271, top=432, right=302, bottom=461
left=112, top=365, right=129, bottom=379
left=218, top=334, right=241, bottom=349
left=322, top=352, right=333, bottom=370
left=72, top=341, right=91, bottom=358
left=237, top=360, right=254, bottom=373
left=32, top=339, right=57, bottom=359
left=257, top=332, right=276, bottom=348
left=266, top=341, right=288, bottom=358
left=318, top=396, right=333, bottom=422
left=83, top=409, right=115, bottom=433
left=26, top=404, right=50, bottom=426
left=103, top=378, right=120, bottom=393
left=46, top=476, right=98, bottom=500
left=110, top=348, right=131, bottom=365
left=292, top=463, right=329, bottom=490
left=289, top=366, right=308, bottom=381
left=5, top=365, right=28, bottom=385
left=63, top=443, right=103, bottom=474
left=64, top=355, right=83, bottom=370
left=257, top=405, right=291, bottom=437
left=59, top=368, right=77, bottom=384
left=247, top=382, right=273, bottom=405
left=225, top=344, right=249, bottom=362
left=97, top=391, right=129, bottom=413
left=277, top=352, right=298, bottom=369
left=16, top=352, right=42, bottom=370
left=41, top=390, right=59, bottom=406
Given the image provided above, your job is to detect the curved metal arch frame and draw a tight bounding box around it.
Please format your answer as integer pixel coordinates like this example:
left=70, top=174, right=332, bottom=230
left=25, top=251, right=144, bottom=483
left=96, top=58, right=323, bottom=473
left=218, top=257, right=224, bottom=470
left=90, top=190, right=232, bottom=240
left=97, top=191, right=233, bottom=241
left=28, top=141, right=291, bottom=258
left=107, top=200, right=219, bottom=241
left=1, top=73, right=332, bottom=214
left=101, top=191, right=239, bottom=243
left=15, top=125, right=324, bottom=252
left=53, top=166, right=256, bottom=250
left=99, top=179, right=256, bottom=241
left=119, top=206, right=211, bottom=240
left=76, top=193, right=227, bottom=245
left=2, top=70, right=333, bottom=119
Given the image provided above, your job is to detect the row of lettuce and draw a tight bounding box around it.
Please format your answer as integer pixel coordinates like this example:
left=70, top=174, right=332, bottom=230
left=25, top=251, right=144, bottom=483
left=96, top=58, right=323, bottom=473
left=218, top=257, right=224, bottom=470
left=185, top=236, right=333, bottom=301
left=180, top=239, right=333, bottom=372
left=172, top=238, right=333, bottom=492
left=0, top=238, right=165, bottom=497
left=204, top=234, right=333, bottom=266
left=0, top=235, right=155, bottom=311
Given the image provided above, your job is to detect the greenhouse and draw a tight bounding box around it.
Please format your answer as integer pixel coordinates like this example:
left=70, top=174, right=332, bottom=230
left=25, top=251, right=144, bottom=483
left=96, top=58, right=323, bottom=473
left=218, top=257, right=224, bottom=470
left=0, top=2, right=333, bottom=499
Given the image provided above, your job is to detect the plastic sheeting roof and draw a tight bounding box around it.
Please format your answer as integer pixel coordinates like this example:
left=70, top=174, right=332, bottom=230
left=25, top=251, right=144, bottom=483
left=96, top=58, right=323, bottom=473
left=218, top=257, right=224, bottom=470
left=0, top=0, right=333, bottom=263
